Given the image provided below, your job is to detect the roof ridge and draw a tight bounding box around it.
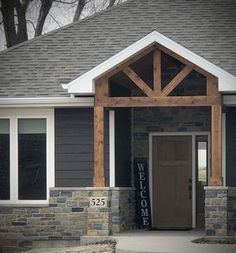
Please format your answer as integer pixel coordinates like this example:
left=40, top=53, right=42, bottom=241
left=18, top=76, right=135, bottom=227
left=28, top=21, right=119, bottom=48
left=0, top=0, right=133, bottom=56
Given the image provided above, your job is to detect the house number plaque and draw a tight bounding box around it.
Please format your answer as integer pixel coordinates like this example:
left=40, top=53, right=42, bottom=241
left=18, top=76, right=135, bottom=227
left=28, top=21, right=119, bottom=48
left=89, top=197, right=108, bottom=207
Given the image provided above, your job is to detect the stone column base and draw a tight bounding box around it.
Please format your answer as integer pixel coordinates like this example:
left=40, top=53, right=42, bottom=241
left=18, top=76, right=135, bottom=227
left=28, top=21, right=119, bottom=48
left=205, top=186, right=236, bottom=236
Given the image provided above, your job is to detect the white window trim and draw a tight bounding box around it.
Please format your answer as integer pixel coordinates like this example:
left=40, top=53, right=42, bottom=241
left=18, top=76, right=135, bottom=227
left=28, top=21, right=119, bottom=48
left=0, top=108, right=54, bottom=205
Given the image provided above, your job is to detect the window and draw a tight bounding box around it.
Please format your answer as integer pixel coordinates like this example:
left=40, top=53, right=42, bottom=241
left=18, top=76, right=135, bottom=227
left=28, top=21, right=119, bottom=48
left=0, top=119, right=10, bottom=200
left=18, top=119, right=47, bottom=200
left=0, top=109, right=54, bottom=204
left=196, top=135, right=208, bottom=228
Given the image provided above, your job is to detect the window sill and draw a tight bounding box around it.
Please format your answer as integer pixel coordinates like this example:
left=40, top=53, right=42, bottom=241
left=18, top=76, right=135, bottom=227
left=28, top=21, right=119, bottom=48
left=0, top=201, right=49, bottom=207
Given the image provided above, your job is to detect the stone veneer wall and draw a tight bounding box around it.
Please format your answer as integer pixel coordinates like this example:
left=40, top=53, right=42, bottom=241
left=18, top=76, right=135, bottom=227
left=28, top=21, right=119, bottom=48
left=0, top=187, right=135, bottom=252
left=205, top=187, right=236, bottom=236
left=132, top=107, right=210, bottom=158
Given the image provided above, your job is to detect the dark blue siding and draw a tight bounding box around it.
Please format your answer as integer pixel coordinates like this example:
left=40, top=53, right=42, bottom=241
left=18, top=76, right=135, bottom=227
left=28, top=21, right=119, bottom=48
left=226, top=107, right=236, bottom=186
left=55, top=108, right=109, bottom=187
left=115, top=108, right=131, bottom=187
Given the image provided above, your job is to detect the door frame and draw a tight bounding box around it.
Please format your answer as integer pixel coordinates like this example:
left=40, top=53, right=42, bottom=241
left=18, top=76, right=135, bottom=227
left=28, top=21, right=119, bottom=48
left=149, top=132, right=210, bottom=228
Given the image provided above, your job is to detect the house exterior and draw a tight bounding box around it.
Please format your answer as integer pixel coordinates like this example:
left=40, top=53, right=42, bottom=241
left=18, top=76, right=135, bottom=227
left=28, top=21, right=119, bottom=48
left=0, top=0, right=236, bottom=249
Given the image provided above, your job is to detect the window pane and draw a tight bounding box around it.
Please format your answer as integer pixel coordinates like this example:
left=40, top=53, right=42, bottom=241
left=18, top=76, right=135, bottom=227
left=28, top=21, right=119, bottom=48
left=196, top=139, right=207, bottom=228
left=0, top=119, right=10, bottom=200
left=197, top=141, right=207, bottom=183
left=18, top=119, right=46, bottom=200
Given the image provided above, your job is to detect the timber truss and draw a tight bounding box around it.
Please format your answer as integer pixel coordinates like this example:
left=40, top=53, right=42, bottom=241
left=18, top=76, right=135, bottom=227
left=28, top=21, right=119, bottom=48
left=93, top=44, right=223, bottom=188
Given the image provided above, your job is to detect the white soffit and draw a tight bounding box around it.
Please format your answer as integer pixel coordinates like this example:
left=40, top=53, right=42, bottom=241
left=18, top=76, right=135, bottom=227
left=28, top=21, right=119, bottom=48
left=64, top=31, right=236, bottom=95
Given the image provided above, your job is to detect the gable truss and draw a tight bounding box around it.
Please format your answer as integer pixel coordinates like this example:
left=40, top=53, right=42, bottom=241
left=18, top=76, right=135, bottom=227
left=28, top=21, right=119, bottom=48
left=93, top=45, right=223, bottom=188
left=95, top=45, right=221, bottom=108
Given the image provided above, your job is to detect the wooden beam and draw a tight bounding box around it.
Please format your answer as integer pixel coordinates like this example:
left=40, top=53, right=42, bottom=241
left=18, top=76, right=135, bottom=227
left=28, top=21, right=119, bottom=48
left=153, top=49, right=161, bottom=95
left=157, top=44, right=212, bottom=78
left=210, top=105, right=223, bottom=186
left=93, top=106, right=105, bottom=187
left=123, top=66, right=154, bottom=97
left=96, top=96, right=221, bottom=107
left=161, top=65, right=193, bottom=96
left=95, top=79, right=109, bottom=105
left=207, top=76, right=219, bottom=96
left=100, top=45, right=155, bottom=80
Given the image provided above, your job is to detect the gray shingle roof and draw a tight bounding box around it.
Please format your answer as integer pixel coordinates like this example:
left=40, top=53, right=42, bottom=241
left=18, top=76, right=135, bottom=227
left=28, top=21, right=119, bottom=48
left=0, top=0, right=235, bottom=98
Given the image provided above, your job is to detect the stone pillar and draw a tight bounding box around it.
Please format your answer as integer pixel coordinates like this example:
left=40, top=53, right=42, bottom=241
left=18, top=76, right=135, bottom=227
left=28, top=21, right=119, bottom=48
left=87, top=189, right=111, bottom=236
left=228, top=188, right=236, bottom=235
left=205, top=187, right=228, bottom=236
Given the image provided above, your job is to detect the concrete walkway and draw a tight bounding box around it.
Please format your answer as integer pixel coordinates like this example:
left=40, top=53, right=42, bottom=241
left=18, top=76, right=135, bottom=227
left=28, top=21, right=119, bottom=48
left=112, top=230, right=236, bottom=253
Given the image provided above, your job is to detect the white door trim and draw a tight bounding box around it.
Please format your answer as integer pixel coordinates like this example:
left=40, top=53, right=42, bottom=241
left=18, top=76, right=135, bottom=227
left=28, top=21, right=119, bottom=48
left=149, top=131, right=210, bottom=228
left=222, top=113, right=226, bottom=186
left=109, top=110, right=115, bottom=187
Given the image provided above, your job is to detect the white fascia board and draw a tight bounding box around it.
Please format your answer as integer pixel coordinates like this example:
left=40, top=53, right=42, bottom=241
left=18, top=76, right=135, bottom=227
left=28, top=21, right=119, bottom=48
left=0, top=97, right=94, bottom=108
left=65, top=31, right=236, bottom=95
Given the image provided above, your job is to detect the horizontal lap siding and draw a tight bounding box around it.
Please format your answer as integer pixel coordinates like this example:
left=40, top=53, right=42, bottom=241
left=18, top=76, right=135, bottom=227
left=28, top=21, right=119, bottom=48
left=115, top=108, right=131, bottom=187
left=55, top=108, right=109, bottom=187
left=226, top=107, right=236, bottom=186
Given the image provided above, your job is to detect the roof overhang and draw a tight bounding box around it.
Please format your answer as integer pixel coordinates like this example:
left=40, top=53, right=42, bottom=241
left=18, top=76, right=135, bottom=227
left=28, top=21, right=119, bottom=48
left=0, top=97, right=94, bottom=107
left=64, top=31, right=236, bottom=95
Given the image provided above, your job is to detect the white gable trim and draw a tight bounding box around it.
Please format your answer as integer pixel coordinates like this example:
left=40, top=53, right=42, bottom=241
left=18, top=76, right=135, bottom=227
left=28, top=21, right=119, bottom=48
left=64, top=31, right=236, bottom=95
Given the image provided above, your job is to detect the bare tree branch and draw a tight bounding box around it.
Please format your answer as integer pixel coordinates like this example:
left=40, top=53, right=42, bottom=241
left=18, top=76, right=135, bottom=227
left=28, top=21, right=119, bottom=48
left=0, top=0, right=127, bottom=49
left=49, top=12, right=61, bottom=27
left=26, top=18, right=36, bottom=31
left=54, top=0, right=78, bottom=4
left=73, top=0, right=86, bottom=22
left=35, top=0, right=54, bottom=37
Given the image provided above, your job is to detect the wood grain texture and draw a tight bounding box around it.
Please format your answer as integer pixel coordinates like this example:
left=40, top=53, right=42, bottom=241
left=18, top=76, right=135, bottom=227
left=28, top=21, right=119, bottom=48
left=93, top=106, right=105, bottom=187
left=96, top=96, right=221, bottom=107
left=161, top=65, right=193, bottom=96
left=152, top=136, right=192, bottom=228
left=207, top=76, right=219, bottom=96
left=123, top=66, right=154, bottom=97
left=210, top=105, right=223, bottom=186
left=153, top=49, right=161, bottom=95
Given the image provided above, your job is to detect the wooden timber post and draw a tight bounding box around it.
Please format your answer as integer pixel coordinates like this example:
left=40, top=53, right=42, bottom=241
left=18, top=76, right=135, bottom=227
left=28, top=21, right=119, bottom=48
left=207, top=76, right=223, bottom=186
left=93, top=79, right=108, bottom=187
left=93, top=105, right=105, bottom=187
left=210, top=104, right=223, bottom=186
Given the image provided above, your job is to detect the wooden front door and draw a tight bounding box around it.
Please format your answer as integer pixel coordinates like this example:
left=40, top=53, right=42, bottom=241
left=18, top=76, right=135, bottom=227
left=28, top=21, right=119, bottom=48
left=152, top=135, right=192, bottom=228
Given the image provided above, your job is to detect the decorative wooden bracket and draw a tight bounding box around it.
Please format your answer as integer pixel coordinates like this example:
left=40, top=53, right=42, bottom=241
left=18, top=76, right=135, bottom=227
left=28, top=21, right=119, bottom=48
left=161, top=65, right=193, bottom=96
left=123, top=67, right=154, bottom=97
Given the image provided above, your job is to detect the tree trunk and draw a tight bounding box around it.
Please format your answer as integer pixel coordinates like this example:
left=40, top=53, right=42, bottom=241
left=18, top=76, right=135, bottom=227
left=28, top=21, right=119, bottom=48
left=73, top=0, right=86, bottom=22
left=15, top=0, right=29, bottom=43
left=0, top=0, right=17, bottom=48
left=35, top=0, right=54, bottom=37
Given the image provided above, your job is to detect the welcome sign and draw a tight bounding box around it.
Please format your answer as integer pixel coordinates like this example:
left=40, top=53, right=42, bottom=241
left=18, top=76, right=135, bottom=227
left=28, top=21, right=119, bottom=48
left=134, top=158, right=152, bottom=228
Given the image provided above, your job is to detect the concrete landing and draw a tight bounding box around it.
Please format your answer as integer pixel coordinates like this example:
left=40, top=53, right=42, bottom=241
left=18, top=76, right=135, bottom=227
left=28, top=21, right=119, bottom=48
left=112, top=230, right=236, bottom=253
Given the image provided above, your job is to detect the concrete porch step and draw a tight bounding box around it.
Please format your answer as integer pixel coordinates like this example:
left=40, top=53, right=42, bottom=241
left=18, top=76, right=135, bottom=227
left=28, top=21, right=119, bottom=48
left=111, top=231, right=236, bottom=253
